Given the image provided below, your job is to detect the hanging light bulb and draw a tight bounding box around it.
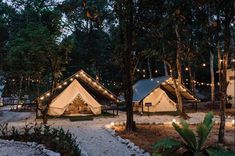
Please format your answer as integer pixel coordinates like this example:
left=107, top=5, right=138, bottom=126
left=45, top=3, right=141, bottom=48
left=185, top=67, right=189, bottom=71
left=155, top=70, right=158, bottom=73
left=202, top=63, right=206, bottom=67
left=137, top=69, right=140, bottom=72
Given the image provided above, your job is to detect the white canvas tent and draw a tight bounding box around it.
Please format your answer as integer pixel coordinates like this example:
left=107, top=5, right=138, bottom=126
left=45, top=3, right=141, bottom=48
left=133, top=77, right=199, bottom=113
left=227, top=69, right=235, bottom=107
left=48, top=79, right=101, bottom=116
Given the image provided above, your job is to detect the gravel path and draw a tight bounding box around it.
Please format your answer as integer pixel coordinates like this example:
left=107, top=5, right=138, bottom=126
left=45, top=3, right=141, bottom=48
left=0, top=139, right=46, bottom=156
left=1, top=109, right=234, bottom=156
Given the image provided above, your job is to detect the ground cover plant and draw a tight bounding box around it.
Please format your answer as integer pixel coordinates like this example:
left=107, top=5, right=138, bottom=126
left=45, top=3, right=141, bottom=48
left=0, top=122, right=81, bottom=156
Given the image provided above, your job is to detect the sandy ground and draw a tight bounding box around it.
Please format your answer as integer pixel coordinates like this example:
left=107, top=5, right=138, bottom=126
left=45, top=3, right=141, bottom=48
left=0, top=107, right=234, bottom=156
left=114, top=124, right=235, bottom=154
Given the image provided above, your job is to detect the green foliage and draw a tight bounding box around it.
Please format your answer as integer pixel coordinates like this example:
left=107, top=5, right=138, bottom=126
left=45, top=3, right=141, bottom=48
left=0, top=122, right=81, bottom=156
left=153, top=112, right=234, bottom=156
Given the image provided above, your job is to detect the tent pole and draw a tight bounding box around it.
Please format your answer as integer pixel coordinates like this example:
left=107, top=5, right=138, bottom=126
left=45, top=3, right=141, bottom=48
left=141, top=101, right=144, bottom=114
left=116, top=103, right=119, bottom=116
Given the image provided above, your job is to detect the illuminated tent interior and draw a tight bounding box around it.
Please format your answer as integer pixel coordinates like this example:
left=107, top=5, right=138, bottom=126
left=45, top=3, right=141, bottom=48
left=227, top=69, right=235, bottom=107
left=38, top=70, right=119, bottom=116
left=132, top=76, right=200, bottom=113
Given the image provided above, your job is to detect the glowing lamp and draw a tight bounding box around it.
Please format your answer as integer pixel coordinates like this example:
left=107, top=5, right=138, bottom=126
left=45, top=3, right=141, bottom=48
left=110, top=122, right=114, bottom=126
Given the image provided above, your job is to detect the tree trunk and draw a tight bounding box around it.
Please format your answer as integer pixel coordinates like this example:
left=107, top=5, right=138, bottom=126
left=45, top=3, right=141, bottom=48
left=175, top=24, right=182, bottom=84
left=218, top=53, right=229, bottom=143
left=174, top=24, right=187, bottom=118
left=219, top=10, right=231, bottom=143
left=210, top=51, right=215, bottom=108
left=164, top=60, right=188, bottom=119
left=147, top=57, right=152, bottom=79
left=119, top=0, right=135, bottom=131
left=217, top=42, right=221, bottom=92
left=188, top=65, right=195, bottom=94
left=163, top=47, right=168, bottom=76
left=41, top=57, right=58, bottom=124
left=164, top=61, right=168, bottom=76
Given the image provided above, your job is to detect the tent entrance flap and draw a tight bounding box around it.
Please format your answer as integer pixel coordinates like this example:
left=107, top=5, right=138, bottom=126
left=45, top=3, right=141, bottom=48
left=48, top=79, right=101, bottom=116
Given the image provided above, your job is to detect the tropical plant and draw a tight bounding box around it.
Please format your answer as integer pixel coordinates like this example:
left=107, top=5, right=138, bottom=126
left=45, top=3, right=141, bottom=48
left=153, top=112, right=234, bottom=156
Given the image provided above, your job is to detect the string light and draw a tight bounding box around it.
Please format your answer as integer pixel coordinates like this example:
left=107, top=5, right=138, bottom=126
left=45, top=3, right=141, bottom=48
left=232, top=59, right=235, bottom=63
left=46, top=93, right=50, bottom=96
left=185, top=67, right=189, bottom=71
left=40, top=96, right=44, bottom=100
left=143, top=75, right=146, bottom=78
left=155, top=70, right=158, bottom=73
left=202, top=63, right=206, bottom=67
left=137, top=69, right=140, bottom=72
left=143, top=69, right=146, bottom=72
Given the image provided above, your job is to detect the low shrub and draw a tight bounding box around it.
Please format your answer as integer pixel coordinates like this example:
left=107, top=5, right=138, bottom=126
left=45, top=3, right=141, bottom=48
left=0, top=122, right=80, bottom=156
left=152, top=112, right=235, bottom=156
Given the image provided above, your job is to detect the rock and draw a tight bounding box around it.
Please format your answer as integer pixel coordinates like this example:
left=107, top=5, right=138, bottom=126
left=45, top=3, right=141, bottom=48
left=139, top=149, right=144, bottom=153
left=116, top=136, right=122, bottom=141
left=125, top=139, right=130, bottom=144
left=37, top=144, right=45, bottom=149
left=127, top=142, right=135, bottom=149
left=43, top=148, right=60, bottom=156
left=111, top=131, right=116, bottom=136
left=143, top=152, right=150, bottom=156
